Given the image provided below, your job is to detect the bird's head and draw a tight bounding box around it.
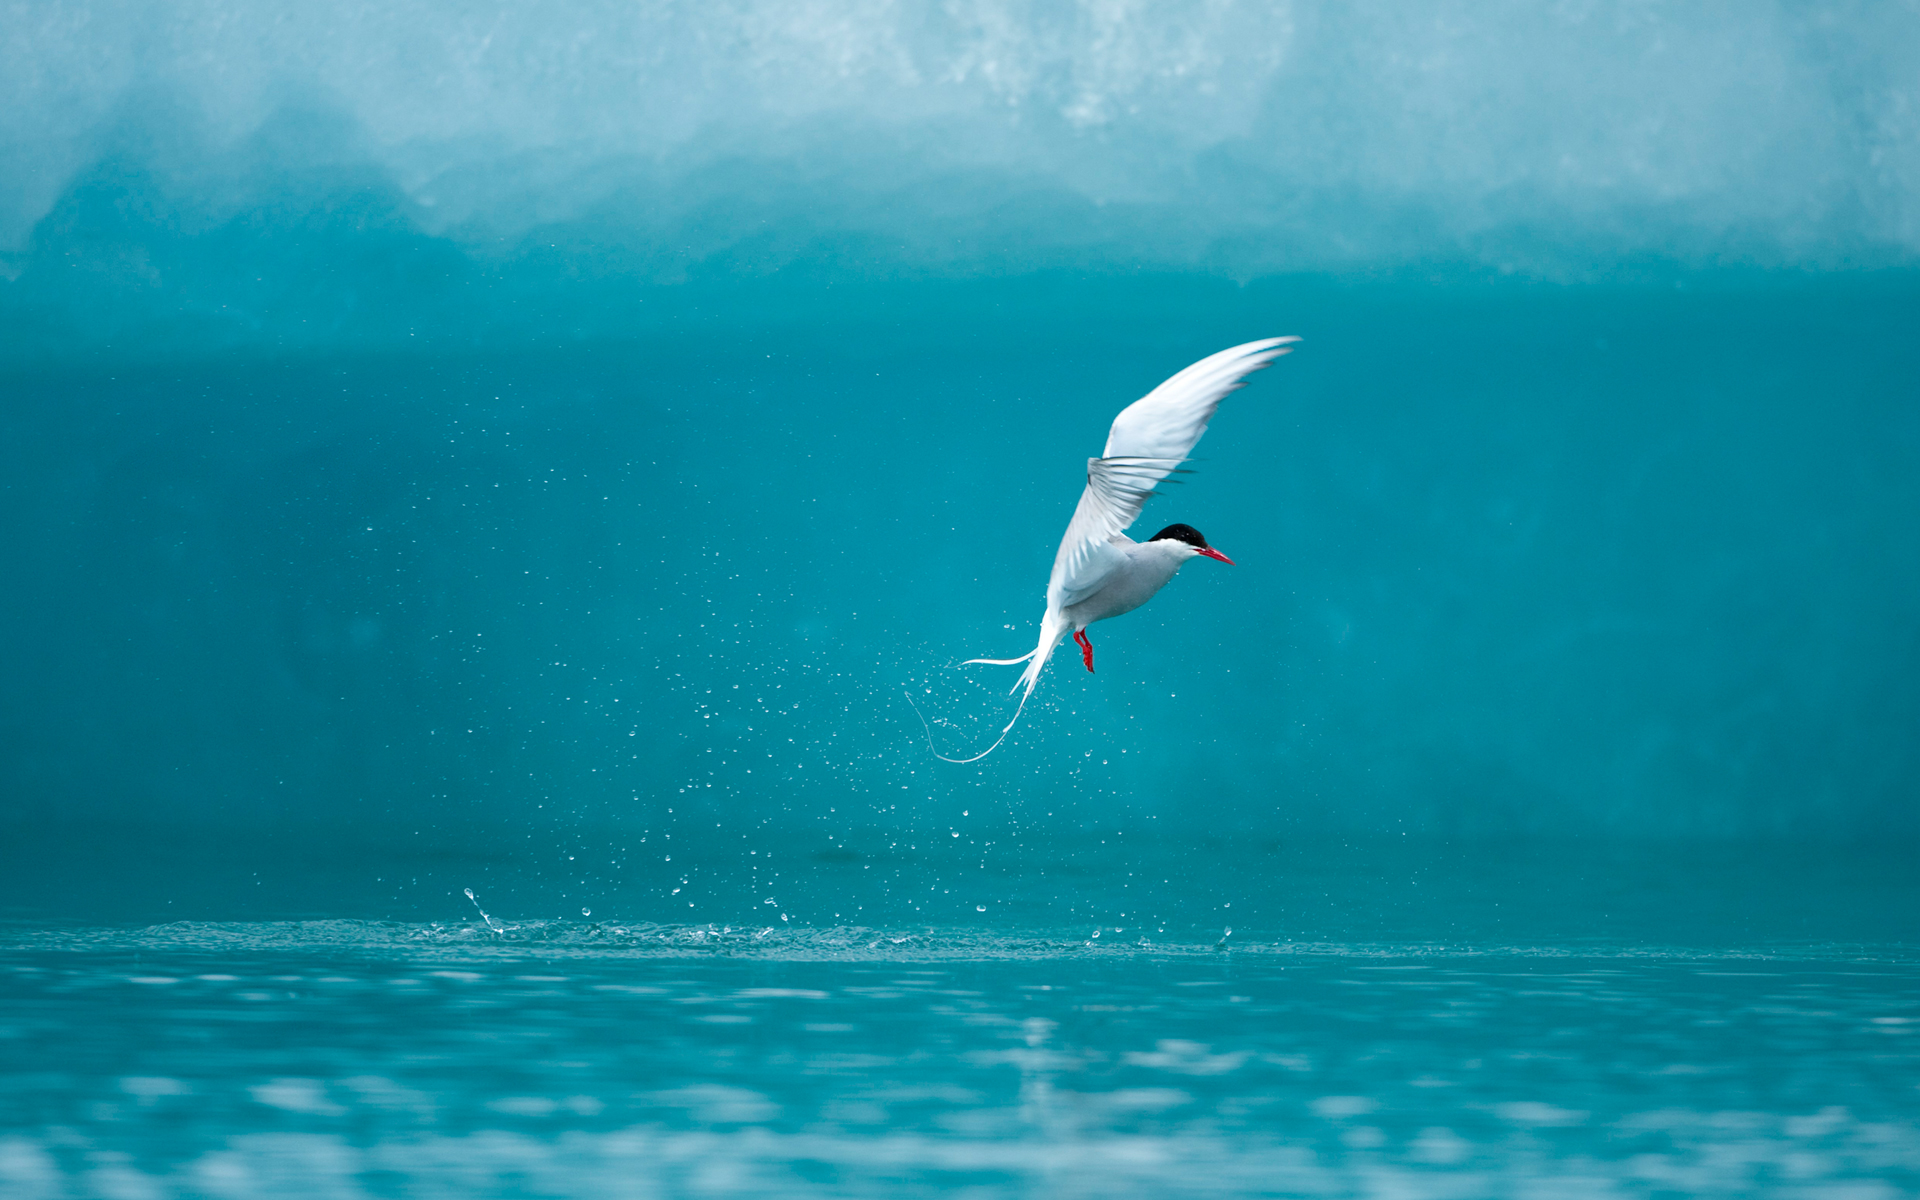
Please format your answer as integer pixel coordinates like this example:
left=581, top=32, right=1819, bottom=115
left=1150, top=523, right=1234, bottom=565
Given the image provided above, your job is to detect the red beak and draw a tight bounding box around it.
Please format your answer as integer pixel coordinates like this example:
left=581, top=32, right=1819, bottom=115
left=1195, top=546, right=1235, bottom=565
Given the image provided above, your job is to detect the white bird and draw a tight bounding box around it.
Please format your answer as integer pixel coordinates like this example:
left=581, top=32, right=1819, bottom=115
left=916, top=336, right=1300, bottom=762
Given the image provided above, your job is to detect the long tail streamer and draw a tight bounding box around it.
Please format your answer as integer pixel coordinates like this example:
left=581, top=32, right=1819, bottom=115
left=904, top=683, right=1040, bottom=764
left=907, top=623, right=1068, bottom=762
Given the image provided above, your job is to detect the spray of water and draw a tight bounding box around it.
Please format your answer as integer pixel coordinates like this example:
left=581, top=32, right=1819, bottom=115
left=464, top=888, right=504, bottom=934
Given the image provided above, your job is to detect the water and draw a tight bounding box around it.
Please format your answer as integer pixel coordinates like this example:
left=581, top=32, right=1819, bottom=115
left=4, top=842, right=1917, bottom=1197
left=6, top=4, right=1920, bottom=1196
left=5, top=921, right=1917, bottom=1198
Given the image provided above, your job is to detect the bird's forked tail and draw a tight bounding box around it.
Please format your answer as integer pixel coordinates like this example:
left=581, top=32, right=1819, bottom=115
left=909, top=614, right=1070, bottom=763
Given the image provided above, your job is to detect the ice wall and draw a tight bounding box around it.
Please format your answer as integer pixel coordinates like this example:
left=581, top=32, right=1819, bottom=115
left=4, top=276, right=1917, bottom=858
left=6, top=1, right=1920, bottom=299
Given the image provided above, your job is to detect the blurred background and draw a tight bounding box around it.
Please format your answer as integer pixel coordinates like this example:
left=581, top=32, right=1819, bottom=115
left=1, top=1, right=1916, bottom=929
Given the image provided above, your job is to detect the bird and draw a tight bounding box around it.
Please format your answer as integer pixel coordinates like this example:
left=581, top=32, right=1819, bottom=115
left=914, top=336, right=1299, bottom=762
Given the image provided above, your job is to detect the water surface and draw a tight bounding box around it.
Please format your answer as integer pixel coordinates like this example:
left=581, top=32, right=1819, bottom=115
left=5, top=918, right=1917, bottom=1198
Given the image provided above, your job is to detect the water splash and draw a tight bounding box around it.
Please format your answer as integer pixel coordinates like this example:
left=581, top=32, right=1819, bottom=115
left=464, top=889, right=504, bottom=934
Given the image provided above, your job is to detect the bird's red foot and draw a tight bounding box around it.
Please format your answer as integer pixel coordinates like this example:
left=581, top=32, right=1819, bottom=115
left=1073, top=628, right=1094, bottom=673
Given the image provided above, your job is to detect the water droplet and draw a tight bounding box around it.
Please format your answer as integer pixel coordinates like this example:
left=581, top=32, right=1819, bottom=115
left=976, top=905, right=987, bottom=912
left=463, top=888, right=502, bottom=933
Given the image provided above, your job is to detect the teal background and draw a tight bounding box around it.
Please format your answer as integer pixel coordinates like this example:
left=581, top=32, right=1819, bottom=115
left=1, top=2, right=1917, bottom=920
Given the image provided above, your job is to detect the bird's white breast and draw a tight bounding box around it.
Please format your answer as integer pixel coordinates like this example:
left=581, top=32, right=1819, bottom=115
left=1061, top=539, right=1191, bottom=628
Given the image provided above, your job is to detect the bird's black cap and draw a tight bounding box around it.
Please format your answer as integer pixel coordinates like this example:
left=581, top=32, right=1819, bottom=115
left=1149, top=523, right=1211, bottom=549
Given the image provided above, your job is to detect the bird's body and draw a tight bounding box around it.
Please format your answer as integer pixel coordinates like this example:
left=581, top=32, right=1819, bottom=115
left=918, top=336, right=1299, bottom=762
left=1064, top=536, right=1193, bottom=629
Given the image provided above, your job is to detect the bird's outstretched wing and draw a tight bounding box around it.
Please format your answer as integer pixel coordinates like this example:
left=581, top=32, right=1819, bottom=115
left=1046, top=337, right=1298, bottom=610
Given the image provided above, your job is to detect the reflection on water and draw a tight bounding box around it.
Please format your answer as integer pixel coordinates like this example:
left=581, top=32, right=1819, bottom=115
left=3, top=927, right=1916, bottom=1197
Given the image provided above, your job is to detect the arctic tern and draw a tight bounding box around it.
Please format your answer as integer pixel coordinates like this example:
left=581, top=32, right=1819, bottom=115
left=915, top=336, right=1299, bottom=762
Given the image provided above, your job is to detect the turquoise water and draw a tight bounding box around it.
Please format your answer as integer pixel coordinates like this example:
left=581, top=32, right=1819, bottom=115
left=3, top=843, right=1917, bottom=1196
left=6, top=4, right=1920, bottom=1196
left=5, top=923, right=1918, bottom=1198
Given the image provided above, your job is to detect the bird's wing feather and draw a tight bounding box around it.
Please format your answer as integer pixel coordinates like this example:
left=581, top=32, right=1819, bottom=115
left=1046, top=337, right=1298, bottom=610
